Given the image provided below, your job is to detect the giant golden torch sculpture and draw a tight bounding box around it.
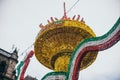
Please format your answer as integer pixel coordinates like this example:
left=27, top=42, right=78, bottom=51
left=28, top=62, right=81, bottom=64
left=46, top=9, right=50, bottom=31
left=34, top=3, right=98, bottom=72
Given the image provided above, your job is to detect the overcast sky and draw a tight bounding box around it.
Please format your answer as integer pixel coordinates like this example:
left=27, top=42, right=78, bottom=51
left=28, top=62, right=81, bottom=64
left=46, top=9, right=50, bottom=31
left=0, top=0, right=120, bottom=80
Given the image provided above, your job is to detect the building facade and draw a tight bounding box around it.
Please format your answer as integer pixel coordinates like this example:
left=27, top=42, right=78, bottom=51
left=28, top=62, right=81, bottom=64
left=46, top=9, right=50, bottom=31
left=0, top=48, right=18, bottom=80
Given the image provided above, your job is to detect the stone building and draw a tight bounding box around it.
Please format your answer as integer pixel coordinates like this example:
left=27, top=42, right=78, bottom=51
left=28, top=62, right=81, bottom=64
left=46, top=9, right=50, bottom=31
left=0, top=48, right=18, bottom=80
left=24, top=75, right=38, bottom=80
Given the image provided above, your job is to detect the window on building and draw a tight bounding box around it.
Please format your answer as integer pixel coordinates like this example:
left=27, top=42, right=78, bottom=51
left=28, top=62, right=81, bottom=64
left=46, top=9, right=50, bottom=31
left=0, top=61, right=6, bottom=74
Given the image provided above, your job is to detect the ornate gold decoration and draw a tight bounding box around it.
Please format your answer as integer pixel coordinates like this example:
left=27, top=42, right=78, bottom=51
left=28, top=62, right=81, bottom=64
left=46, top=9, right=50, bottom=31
left=34, top=20, right=98, bottom=72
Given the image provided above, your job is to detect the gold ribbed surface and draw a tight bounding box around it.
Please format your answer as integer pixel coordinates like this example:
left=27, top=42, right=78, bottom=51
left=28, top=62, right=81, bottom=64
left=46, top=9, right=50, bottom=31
left=34, top=20, right=98, bottom=71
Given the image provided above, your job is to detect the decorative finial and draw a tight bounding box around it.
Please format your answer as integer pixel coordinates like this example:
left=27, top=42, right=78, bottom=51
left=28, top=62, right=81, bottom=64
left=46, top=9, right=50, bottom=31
left=62, top=2, right=67, bottom=20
